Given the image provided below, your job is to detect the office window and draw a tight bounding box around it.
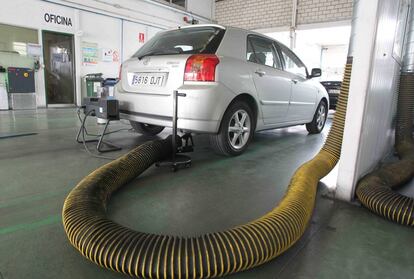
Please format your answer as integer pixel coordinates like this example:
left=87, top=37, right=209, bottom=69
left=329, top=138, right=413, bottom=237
left=0, top=24, right=38, bottom=55
left=162, top=0, right=186, bottom=8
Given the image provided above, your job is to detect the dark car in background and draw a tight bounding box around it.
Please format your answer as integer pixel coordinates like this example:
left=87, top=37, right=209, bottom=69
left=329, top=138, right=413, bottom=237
left=320, top=81, right=341, bottom=110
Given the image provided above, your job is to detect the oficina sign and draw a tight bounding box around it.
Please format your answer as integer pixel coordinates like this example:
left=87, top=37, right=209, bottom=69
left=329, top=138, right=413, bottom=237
left=44, top=12, right=73, bottom=26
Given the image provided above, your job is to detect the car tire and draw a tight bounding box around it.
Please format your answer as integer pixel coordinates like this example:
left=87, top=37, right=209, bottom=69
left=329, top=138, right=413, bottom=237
left=130, top=121, right=165, bottom=136
left=306, top=100, right=328, bottom=134
left=210, top=101, right=255, bottom=156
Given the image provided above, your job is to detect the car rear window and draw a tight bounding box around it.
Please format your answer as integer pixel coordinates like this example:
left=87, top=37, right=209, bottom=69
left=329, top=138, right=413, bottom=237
left=132, top=27, right=225, bottom=59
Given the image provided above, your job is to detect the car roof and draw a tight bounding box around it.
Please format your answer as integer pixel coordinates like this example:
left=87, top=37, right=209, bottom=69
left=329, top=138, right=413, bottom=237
left=176, top=24, right=286, bottom=46
left=177, top=24, right=226, bottom=30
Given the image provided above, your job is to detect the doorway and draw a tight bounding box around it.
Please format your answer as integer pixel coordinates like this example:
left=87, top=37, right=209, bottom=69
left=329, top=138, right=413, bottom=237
left=42, top=31, right=75, bottom=106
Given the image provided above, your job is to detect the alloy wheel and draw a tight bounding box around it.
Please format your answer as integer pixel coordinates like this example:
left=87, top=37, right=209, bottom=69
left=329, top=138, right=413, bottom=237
left=228, top=109, right=251, bottom=150
left=316, top=104, right=327, bottom=130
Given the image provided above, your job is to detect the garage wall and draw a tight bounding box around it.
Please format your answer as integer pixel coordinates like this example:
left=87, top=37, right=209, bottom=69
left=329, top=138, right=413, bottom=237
left=297, top=0, right=353, bottom=25
left=320, top=45, right=349, bottom=81
left=148, top=26, right=165, bottom=40
left=122, top=21, right=146, bottom=61
left=0, top=0, right=214, bottom=107
left=46, top=0, right=215, bottom=28
left=215, top=0, right=353, bottom=30
left=78, top=12, right=122, bottom=78
left=266, top=26, right=350, bottom=82
left=294, top=41, right=322, bottom=69
left=122, top=21, right=164, bottom=61
left=215, top=0, right=291, bottom=30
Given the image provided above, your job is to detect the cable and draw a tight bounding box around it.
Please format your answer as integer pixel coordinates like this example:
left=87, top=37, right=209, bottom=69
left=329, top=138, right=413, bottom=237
left=76, top=107, right=132, bottom=137
left=79, top=109, right=120, bottom=160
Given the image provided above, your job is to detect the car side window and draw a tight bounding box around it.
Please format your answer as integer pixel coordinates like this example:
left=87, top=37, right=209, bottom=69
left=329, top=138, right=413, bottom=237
left=246, top=36, right=282, bottom=70
left=278, top=44, right=308, bottom=78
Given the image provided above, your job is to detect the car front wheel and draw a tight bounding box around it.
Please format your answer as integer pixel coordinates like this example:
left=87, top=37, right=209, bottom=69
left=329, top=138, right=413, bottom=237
left=306, top=100, right=327, bottom=134
left=210, top=101, right=254, bottom=156
left=130, top=121, right=165, bottom=136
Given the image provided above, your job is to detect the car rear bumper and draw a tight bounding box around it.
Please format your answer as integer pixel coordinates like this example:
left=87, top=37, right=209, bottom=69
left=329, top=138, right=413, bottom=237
left=115, top=82, right=235, bottom=134
left=329, top=94, right=339, bottom=109
left=120, top=111, right=220, bottom=133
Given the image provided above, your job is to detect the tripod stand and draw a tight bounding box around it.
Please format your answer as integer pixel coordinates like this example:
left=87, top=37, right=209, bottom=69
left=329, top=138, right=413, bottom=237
left=76, top=109, right=122, bottom=153
left=156, top=90, right=194, bottom=172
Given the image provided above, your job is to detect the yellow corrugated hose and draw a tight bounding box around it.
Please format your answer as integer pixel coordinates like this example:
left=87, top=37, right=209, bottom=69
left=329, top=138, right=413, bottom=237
left=62, top=60, right=353, bottom=278
left=356, top=73, right=414, bottom=226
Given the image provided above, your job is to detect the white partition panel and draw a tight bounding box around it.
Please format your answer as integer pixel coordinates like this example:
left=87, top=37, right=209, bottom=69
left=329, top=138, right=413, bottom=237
left=336, top=0, right=409, bottom=201
left=187, top=0, right=215, bottom=20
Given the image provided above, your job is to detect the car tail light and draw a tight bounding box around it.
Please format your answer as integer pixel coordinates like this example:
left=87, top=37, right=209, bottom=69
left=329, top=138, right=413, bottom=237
left=184, top=54, right=220, bottom=82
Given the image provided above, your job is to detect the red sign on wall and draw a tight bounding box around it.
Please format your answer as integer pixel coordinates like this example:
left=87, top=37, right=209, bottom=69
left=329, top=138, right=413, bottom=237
left=139, top=33, right=145, bottom=43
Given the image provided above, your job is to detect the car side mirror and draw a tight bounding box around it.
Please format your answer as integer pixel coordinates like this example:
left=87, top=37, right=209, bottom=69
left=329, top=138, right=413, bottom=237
left=310, top=68, right=322, bottom=78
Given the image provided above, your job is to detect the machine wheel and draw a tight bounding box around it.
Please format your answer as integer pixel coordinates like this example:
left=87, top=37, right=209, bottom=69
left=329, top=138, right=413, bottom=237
left=306, top=100, right=328, bottom=134
left=210, top=101, right=254, bottom=156
left=130, top=121, right=165, bottom=136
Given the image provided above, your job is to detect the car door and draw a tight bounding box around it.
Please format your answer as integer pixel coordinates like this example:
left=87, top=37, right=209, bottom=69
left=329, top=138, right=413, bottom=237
left=247, top=35, right=293, bottom=125
left=277, top=43, right=318, bottom=122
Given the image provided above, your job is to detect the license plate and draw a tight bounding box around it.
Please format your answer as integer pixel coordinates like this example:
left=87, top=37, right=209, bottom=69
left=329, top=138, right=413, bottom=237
left=329, top=89, right=340, bottom=94
left=130, top=73, right=167, bottom=87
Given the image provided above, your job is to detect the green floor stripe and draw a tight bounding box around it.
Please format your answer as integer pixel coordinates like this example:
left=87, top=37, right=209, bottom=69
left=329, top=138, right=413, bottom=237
left=0, top=215, right=61, bottom=235
left=0, top=190, right=67, bottom=209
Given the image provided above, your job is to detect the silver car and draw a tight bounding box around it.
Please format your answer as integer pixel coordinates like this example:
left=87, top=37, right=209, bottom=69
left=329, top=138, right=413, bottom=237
left=115, top=24, right=329, bottom=156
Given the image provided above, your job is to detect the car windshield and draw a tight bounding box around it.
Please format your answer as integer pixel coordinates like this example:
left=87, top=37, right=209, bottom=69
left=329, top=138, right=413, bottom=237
left=133, top=26, right=225, bottom=59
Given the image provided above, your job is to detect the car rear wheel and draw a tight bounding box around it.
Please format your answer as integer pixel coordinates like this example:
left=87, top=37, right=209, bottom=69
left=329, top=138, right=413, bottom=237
left=130, top=121, right=165, bottom=136
left=210, top=101, right=254, bottom=156
left=306, top=100, right=327, bottom=134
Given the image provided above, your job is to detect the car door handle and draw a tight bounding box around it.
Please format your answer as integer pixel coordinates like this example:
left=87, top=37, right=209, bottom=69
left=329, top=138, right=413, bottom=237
left=255, top=70, right=266, bottom=77
left=291, top=79, right=298, bottom=84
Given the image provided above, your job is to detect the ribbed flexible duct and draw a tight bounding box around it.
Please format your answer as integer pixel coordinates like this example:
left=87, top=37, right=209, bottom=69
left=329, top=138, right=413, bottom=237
left=356, top=73, right=414, bottom=226
left=62, top=62, right=353, bottom=278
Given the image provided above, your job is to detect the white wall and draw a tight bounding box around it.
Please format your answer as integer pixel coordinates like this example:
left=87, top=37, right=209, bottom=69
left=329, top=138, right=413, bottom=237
left=78, top=12, right=122, bottom=78
left=0, top=0, right=214, bottom=107
left=121, top=21, right=163, bottom=61
left=265, top=25, right=350, bottom=80
left=266, top=31, right=291, bottom=47
left=148, top=26, right=165, bottom=41
left=294, top=41, right=322, bottom=70
left=47, top=0, right=214, bottom=28
left=321, top=45, right=349, bottom=81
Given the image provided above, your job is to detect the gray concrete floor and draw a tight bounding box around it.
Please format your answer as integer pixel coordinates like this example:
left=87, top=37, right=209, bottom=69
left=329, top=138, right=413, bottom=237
left=0, top=108, right=413, bottom=279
